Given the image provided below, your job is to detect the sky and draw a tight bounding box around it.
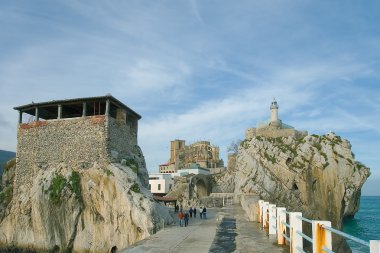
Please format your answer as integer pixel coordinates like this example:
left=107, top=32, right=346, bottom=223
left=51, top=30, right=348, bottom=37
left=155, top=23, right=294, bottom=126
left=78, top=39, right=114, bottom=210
left=0, top=0, right=379, bottom=195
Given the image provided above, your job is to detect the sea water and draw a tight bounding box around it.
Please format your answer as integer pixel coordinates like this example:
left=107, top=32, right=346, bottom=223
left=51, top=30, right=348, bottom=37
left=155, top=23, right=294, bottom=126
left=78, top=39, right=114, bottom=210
left=342, top=196, right=380, bottom=253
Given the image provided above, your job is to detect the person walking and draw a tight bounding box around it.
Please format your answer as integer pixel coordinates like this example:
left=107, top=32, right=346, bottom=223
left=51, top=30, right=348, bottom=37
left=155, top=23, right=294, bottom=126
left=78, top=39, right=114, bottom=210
left=203, top=206, right=207, bottom=219
left=178, top=210, right=184, bottom=227
left=199, top=207, right=203, bottom=219
left=184, top=211, right=189, bottom=227
left=189, top=207, right=193, bottom=218
left=193, top=207, right=197, bottom=218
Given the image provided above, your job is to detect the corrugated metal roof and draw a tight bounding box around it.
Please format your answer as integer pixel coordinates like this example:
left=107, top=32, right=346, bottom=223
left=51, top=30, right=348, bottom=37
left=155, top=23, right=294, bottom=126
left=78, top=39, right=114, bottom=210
left=14, top=94, right=141, bottom=119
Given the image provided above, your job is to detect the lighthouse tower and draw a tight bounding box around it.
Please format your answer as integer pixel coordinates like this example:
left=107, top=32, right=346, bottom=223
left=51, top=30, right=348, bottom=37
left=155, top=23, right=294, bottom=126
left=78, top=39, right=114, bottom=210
left=270, top=99, right=282, bottom=128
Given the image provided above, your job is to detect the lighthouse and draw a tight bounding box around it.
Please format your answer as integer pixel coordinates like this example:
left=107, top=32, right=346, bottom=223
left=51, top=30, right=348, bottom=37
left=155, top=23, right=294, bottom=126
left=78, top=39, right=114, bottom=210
left=270, top=99, right=282, bottom=128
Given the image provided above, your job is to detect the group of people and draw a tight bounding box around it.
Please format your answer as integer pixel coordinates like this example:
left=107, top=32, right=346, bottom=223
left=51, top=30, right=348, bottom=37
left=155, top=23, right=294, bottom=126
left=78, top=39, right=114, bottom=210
left=176, top=205, right=207, bottom=227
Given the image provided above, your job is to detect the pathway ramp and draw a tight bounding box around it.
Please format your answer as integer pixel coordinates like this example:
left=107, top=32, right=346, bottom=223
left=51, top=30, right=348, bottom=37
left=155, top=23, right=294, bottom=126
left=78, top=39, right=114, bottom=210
left=120, top=204, right=286, bottom=253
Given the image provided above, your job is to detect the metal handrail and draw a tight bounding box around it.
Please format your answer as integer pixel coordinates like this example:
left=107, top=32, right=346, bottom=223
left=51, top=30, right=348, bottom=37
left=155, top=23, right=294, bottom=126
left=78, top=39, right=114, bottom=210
left=297, top=215, right=312, bottom=224
left=296, top=230, right=312, bottom=243
left=283, top=233, right=291, bottom=242
left=321, top=225, right=370, bottom=247
left=282, top=221, right=291, bottom=229
left=296, top=246, right=307, bottom=253
left=322, top=246, right=334, bottom=253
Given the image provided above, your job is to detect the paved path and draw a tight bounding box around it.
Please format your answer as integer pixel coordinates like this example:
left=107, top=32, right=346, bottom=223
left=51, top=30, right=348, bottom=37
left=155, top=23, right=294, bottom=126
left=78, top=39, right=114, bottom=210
left=120, top=205, right=287, bottom=253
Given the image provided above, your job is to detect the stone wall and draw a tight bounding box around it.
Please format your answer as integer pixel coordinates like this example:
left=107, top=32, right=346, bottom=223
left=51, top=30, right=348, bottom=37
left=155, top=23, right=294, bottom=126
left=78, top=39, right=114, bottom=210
left=246, top=126, right=307, bottom=139
left=15, top=115, right=141, bottom=194
left=15, top=116, right=110, bottom=193
left=107, top=117, right=138, bottom=162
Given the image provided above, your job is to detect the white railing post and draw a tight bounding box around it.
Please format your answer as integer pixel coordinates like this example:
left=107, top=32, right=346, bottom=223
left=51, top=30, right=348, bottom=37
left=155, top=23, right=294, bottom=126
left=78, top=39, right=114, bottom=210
left=289, top=212, right=303, bottom=253
left=370, top=240, right=380, bottom=253
left=269, top=204, right=277, bottom=235
left=258, top=200, right=264, bottom=223
left=263, top=202, right=269, bottom=229
left=277, top=207, right=286, bottom=245
left=312, top=220, right=332, bottom=253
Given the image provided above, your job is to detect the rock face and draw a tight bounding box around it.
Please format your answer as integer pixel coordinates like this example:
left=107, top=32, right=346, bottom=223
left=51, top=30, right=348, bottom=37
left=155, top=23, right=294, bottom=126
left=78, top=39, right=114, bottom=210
left=0, top=157, right=172, bottom=252
left=233, top=132, right=370, bottom=252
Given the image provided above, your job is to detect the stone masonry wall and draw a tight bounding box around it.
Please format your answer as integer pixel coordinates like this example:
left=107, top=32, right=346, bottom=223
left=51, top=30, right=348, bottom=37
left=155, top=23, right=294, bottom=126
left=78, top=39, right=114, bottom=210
left=246, top=127, right=307, bottom=139
left=15, top=116, right=110, bottom=193
left=107, top=117, right=138, bottom=163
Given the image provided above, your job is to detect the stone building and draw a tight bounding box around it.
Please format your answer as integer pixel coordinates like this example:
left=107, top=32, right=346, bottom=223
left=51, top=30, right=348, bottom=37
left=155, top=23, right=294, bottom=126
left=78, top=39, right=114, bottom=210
left=13, top=95, right=147, bottom=192
left=159, top=140, right=224, bottom=173
left=245, top=99, right=307, bottom=139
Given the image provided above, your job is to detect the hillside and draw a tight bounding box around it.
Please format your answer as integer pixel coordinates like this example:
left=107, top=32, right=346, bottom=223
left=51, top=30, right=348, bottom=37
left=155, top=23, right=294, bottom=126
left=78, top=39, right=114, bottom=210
left=0, top=150, right=15, bottom=175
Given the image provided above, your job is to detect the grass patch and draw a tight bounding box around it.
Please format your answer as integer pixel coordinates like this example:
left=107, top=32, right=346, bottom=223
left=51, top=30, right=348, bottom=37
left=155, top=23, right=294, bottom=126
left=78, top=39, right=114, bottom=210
left=356, top=161, right=366, bottom=170
left=264, top=152, right=277, bottom=164
left=48, top=174, right=67, bottom=205
left=68, top=171, right=82, bottom=202
left=48, top=172, right=82, bottom=204
left=102, top=168, right=114, bottom=176
left=130, top=183, right=141, bottom=193
left=313, top=142, right=322, bottom=151
left=126, top=159, right=139, bottom=173
left=240, top=139, right=250, bottom=149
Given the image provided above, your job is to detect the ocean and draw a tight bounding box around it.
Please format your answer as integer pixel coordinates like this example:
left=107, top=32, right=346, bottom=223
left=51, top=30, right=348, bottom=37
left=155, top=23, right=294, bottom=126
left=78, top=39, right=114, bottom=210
left=342, top=196, right=380, bottom=253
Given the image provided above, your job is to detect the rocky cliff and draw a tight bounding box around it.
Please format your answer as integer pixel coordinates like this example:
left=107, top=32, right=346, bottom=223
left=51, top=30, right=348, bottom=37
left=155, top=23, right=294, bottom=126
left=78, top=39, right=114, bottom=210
left=233, top=132, right=370, bottom=252
left=0, top=154, right=172, bottom=252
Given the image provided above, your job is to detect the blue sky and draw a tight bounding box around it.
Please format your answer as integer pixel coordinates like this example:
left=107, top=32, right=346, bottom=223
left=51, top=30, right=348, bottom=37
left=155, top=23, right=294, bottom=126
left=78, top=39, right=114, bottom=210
left=0, top=1, right=379, bottom=195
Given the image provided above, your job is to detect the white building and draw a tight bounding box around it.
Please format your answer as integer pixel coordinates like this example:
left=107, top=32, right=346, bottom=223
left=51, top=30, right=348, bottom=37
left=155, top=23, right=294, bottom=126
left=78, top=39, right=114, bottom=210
left=176, top=163, right=210, bottom=176
left=148, top=173, right=173, bottom=195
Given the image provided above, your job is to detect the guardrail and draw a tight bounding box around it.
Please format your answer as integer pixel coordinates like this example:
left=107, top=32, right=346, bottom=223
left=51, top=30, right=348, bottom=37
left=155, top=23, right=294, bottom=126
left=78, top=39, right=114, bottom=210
left=257, top=200, right=380, bottom=253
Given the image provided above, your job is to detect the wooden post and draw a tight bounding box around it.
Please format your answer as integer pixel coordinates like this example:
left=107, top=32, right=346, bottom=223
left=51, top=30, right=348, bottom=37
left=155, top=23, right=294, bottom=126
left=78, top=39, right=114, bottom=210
left=277, top=207, right=286, bottom=245
left=312, top=220, right=332, bottom=253
left=269, top=204, right=277, bottom=235
left=370, top=241, right=380, bottom=253
left=289, top=212, right=303, bottom=253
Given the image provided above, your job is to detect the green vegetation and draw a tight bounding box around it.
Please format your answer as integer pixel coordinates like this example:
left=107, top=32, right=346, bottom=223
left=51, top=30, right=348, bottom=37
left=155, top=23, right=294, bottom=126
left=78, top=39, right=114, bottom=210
left=48, top=171, right=82, bottom=205
left=126, top=159, right=139, bottom=173
left=3, top=158, right=16, bottom=172
left=130, top=183, right=141, bottom=193
left=48, top=174, right=67, bottom=205
left=263, top=152, right=277, bottom=164
left=356, top=161, right=366, bottom=170
left=313, top=142, right=322, bottom=151
left=346, top=158, right=353, bottom=165
left=240, top=139, right=250, bottom=149
left=68, top=171, right=82, bottom=201
left=0, top=185, right=13, bottom=206
left=102, top=168, right=114, bottom=176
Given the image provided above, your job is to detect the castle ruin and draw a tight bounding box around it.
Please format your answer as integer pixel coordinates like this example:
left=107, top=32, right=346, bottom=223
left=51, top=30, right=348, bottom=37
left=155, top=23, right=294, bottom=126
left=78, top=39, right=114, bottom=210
left=159, top=140, right=224, bottom=173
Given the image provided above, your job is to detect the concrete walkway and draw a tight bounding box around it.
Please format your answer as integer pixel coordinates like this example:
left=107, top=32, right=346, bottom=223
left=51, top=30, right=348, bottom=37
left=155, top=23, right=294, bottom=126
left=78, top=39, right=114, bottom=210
left=120, top=205, right=287, bottom=253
